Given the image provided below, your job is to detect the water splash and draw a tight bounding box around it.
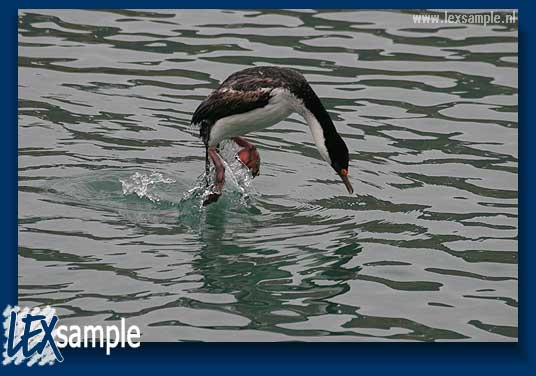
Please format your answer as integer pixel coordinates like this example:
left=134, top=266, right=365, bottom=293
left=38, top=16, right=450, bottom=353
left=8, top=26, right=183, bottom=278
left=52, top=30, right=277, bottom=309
left=181, top=141, right=257, bottom=208
left=120, top=171, right=176, bottom=203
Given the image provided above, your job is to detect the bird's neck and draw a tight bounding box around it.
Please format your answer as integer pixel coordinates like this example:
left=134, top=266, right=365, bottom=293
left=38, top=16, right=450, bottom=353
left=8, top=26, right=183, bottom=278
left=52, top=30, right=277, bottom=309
left=300, top=91, right=339, bottom=165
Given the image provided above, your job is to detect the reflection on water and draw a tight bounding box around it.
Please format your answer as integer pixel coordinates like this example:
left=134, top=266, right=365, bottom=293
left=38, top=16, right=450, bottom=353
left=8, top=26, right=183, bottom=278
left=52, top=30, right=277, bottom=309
left=18, top=9, right=518, bottom=341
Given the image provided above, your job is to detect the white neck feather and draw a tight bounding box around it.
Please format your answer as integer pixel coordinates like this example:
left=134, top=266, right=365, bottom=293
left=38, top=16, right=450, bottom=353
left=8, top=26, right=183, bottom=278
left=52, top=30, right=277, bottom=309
left=302, top=109, right=331, bottom=164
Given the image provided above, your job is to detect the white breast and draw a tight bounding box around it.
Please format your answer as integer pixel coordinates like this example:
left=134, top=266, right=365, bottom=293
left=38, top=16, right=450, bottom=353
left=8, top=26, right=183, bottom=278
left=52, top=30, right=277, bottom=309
left=208, top=88, right=302, bottom=147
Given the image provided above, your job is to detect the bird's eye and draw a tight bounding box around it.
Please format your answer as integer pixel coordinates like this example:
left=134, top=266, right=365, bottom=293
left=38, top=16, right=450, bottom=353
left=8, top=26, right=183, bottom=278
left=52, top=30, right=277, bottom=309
left=340, top=168, right=348, bottom=176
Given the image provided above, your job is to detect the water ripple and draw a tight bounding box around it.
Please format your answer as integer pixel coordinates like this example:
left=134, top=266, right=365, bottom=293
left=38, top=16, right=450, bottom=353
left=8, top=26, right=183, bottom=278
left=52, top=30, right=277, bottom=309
left=18, top=9, right=517, bottom=342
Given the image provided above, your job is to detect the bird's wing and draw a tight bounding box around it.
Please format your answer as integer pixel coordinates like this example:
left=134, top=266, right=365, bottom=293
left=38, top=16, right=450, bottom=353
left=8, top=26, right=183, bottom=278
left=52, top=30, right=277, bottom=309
left=192, top=88, right=273, bottom=127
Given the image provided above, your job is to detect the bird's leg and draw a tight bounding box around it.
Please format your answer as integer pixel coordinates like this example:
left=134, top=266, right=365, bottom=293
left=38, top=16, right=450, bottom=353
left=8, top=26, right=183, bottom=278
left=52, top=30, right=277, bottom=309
left=204, top=145, right=210, bottom=188
left=203, top=147, right=226, bottom=206
left=233, top=137, right=260, bottom=177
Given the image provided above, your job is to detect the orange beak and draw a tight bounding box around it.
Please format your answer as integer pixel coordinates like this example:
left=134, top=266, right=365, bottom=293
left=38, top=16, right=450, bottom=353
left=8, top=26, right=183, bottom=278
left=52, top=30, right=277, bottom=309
left=339, top=169, right=354, bottom=194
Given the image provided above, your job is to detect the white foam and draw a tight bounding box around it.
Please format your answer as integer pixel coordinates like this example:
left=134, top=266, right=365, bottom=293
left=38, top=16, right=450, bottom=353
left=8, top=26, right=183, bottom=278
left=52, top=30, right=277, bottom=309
left=120, top=172, right=176, bottom=202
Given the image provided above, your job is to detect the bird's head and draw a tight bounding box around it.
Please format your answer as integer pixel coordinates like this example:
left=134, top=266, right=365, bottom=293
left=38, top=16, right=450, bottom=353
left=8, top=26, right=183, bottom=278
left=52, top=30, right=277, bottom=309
left=326, top=133, right=354, bottom=194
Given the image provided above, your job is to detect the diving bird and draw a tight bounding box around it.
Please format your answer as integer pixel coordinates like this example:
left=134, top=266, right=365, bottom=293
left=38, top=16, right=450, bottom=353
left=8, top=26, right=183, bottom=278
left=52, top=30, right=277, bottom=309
left=191, top=66, right=354, bottom=205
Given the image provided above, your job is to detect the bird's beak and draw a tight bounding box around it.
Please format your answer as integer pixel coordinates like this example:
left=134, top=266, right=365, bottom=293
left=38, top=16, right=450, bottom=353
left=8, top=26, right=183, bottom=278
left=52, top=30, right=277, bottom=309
left=339, top=169, right=354, bottom=194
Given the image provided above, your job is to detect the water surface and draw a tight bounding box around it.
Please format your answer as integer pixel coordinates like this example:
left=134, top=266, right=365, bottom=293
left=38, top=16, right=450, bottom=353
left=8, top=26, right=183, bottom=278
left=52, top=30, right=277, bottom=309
left=18, top=9, right=518, bottom=341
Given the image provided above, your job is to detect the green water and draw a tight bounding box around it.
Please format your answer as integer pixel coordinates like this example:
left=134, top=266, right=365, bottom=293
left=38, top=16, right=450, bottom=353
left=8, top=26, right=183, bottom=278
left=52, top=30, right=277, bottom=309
left=18, top=9, right=517, bottom=341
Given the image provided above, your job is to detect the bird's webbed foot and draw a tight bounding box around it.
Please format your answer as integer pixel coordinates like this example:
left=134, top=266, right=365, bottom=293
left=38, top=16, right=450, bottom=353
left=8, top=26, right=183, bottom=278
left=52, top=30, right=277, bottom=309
left=233, top=137, right=261, bottom=177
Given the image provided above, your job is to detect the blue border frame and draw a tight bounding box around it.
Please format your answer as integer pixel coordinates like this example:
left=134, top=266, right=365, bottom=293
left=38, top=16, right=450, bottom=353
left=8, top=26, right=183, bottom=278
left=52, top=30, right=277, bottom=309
left=4, top=1, right=532, bottom=374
